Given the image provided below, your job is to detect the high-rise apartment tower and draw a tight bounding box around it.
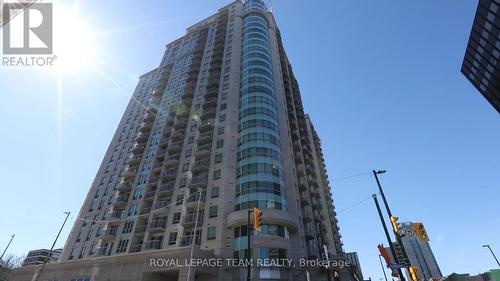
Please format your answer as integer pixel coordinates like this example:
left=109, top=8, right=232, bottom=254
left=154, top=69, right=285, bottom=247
left=12, top=1, right=360, bottom=280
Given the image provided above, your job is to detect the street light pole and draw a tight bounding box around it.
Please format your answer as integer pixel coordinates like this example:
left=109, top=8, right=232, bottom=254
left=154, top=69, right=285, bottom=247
left=33, top=211, right=70, bottom=281
left=483, top=245, right=500, bottom=268
left=373, top=170, right=411, bottom=274
left=373, top=170, right=393, bottom=217
left=0, top=234, right=15, bottom=261
left=372, top=194, right=405, bottom=281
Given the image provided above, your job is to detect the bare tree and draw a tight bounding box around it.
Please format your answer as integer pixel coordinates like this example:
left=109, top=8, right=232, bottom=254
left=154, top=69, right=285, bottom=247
left=0, top=254, right=24, bottom=281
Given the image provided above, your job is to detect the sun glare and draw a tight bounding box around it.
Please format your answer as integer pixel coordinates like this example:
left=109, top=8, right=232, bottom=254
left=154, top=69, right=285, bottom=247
left=54, top=7, right=95, bottom=71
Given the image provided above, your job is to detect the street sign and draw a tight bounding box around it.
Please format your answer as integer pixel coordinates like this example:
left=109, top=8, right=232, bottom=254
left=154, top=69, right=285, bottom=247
left=387, top=263, right=407, bottom=269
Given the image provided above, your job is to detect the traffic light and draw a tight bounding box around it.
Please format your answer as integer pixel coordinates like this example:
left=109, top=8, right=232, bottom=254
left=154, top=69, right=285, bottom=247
left=409, top=267, right=420, bottom=281
left=414, top=222, right=429, bottom=242
left=253, top=208, right=262, bottom=232
left=390, top=215, right=401, bottom=234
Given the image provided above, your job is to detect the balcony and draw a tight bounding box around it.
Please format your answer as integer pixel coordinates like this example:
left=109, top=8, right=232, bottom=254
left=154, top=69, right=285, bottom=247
left=163, top=129, right=172, bottom=138
left=129, top=244, right=143, bottom=253
left=164, top=155, right=180, bottom=167
left=148, top=175, right=160, bottom=185
left=117, top=180, right=133, bottom=192
left=139, top=206, right=152, bottom=216
left=145, top=240, right=162, bottom=250
left=111, top=195, right=129, bottom=207
left=189, top=175, right=208, bottom=189
left=127, top=154, right=142, bottom=166
left=198, top=120, right=214, bottom=132
left=101, top=228, right=118, bottom=240
left=108, top=210, right=123, bottom=220
left=153, top=200, right=170, bottom=212
left=195, top=144, right=211, bottom=158
left=167, top=142, right=183, bottom=154
left=144, top=190, right=156, bottom=201
left=135, top=132, right=149, bottom=143
left=158, top=184, right=174, bottom=196
left=204, top=87, right=218, bottom=99
left=173, top=118, right=188, bottom=130
left=197, top=132, right=213, bottom=145
left=149, top=219, right=167, bottom=232
left=123, top=167, right=138, bottom=179
left=202, top=97, right=217, bottom=109
left=178, top=235, right=200, bottom=247
left=200, top=109, right=216, bottom=120
left=131, top=143, right=146, bottom=154
left=182, top=213, right=203, bottom=226
left=143, top=111, right=156, bottom=122
left=138, top=122, right=153, bottom=133
left=171, top=130, right=185, bottom=141
left=192, top=159, right=210, bottom=173
left=151, top=161, right=163, bottom=172
left=185, top=193, right=206, bottom=208
left=161, top=168, right=177, bottom=181
left=134, top=224, right=147, bottom=235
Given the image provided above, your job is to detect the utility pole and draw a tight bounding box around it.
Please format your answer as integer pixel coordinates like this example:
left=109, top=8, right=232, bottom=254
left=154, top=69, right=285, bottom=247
left=372, top=194, right=405, bottom=281
left=373, top=170, right=411, bottom=274
left=483, top=245, right=500, bottom=268
left=0, top=234, right=15, bottom=261
left=379, top=254, right=389, bottom=281
left=247, top=209, right=253, bottom=281
left=187, top=189, right=203, bottom=281
left=33, top=211, right=70, bottom=281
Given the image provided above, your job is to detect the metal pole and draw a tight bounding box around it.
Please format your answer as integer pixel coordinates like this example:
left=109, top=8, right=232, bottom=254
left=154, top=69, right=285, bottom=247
left=373, top=170, right=411, bottom=274
left=247, top=209, right=252, bottom=281
left=379, top=254, right=389, bottom=281
left=33, top=211, right=70, bottom=281
left=372, top=194, right=405, bottom=281
left=483, top=245, right=500, bottom=268
left=373, top=170, right=393, bottom=217
left=0, top=234, right=15, bottom=261
left=187, top=189, right=203, bottom=281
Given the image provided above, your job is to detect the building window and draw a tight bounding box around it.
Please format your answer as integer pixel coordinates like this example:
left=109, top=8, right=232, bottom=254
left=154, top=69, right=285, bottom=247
left=213, top=169, right=221, bottom=180
left=176, top=194, right=184, bottom=205
left=215, top=153, right=223, bottom=163
left=182, top=163, right=190, bottom=172
left=122, top=221, right=134, bottom=234
left=217, top=126, right=224, bottom=135
left=216, top=139, right=224, bottom=148
left=185, top=148, right=192, bottom=157
left=188, top=136, right=195, bottom=144
left=180, top=177, right=188, bottom=187
left=207, top=226, right=216, bottom=240
left=172, top=212, right=181, bottom=224
left=211, top=186, right=220, bottom=198
left=169, top=232, right=178, bottom=245
left=219, top=114, right=226, bottom=122
left=128, top=204, right=138, bottom=216
left=116, top=239, right=129, bottom=253
left=209, top=206, right=218, bottom=218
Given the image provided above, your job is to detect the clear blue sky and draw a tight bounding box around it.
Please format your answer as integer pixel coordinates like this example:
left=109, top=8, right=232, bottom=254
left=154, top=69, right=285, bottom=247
left=0, top=0, right=499, bottom=279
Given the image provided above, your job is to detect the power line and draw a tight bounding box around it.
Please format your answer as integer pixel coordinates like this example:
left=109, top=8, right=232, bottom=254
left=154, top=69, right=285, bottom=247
left=331, top=171, right=371, bottom=182
left=337, top=196, right=373, bottom=214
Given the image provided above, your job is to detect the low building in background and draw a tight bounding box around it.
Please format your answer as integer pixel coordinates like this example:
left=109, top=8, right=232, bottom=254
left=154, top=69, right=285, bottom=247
left=444, top=270, right=500, bottom=281
left=22, top=249, right=62, bottom=266
left=345, top=252, right=363, bottom=281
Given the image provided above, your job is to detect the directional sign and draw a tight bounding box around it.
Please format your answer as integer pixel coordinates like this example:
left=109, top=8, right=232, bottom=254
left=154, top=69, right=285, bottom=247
left=387, top=263, right=407, bottom=269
